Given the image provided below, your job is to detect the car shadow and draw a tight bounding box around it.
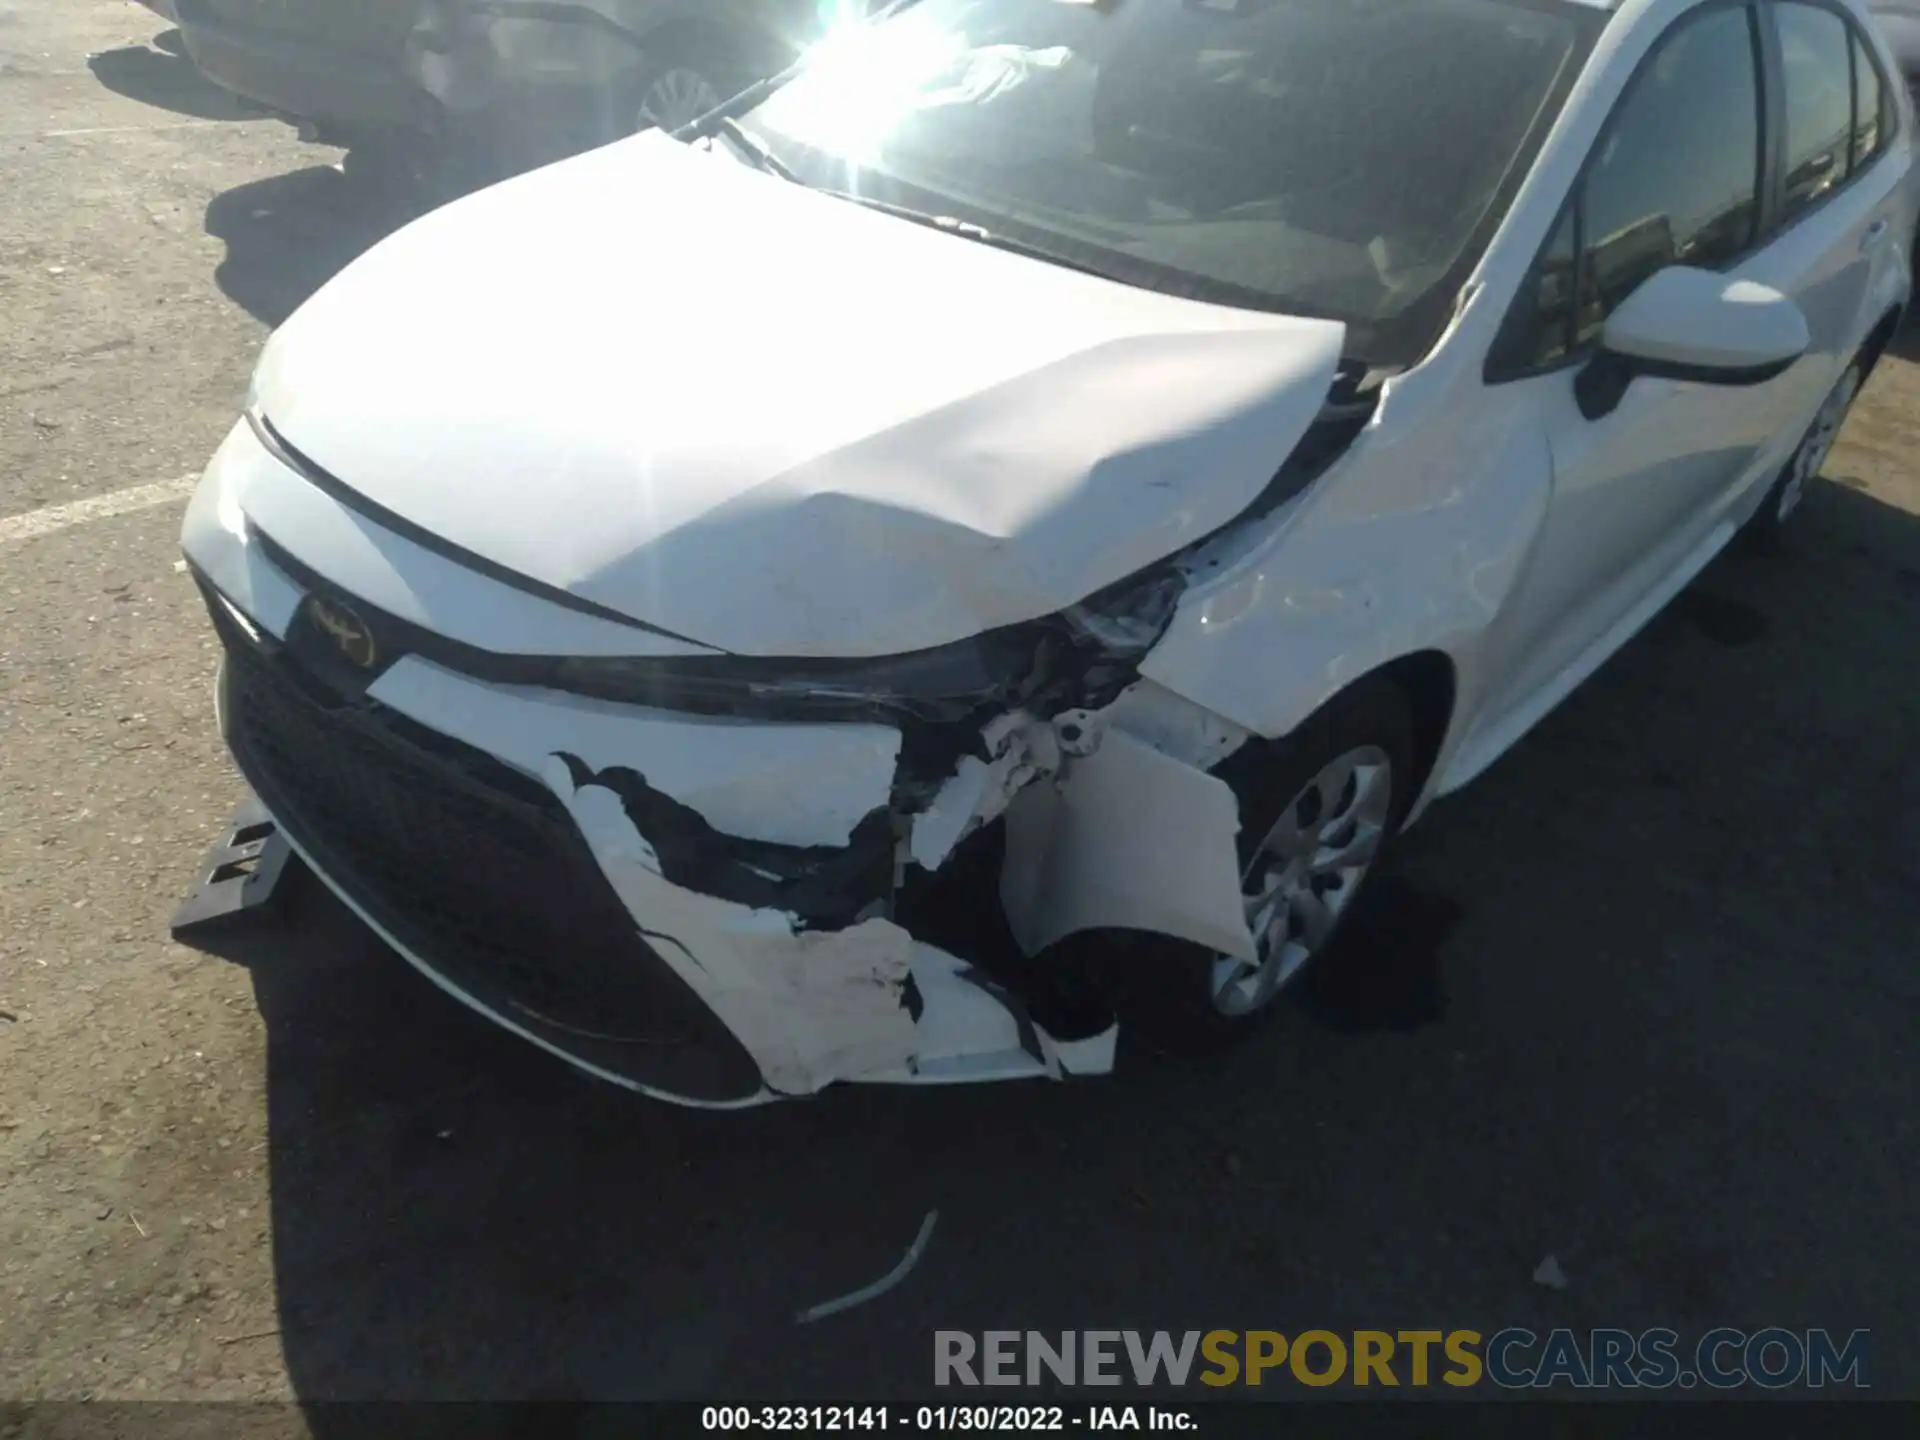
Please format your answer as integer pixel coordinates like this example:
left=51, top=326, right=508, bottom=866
left=173, top=420, right=1920, bottom=1400
left=204, top=143, right=505, bottom=326
left=204, top=164, right=433, bottom=328
left=88, top=30, right=265, bottom=122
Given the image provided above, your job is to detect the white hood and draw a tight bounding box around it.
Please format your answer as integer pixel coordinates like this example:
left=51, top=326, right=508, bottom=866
left=255, top=132, right=1346, bottom=657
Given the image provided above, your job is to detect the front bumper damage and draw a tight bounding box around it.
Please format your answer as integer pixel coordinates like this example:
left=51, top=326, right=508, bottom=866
left=184, top=420, right=1265, bottom=1106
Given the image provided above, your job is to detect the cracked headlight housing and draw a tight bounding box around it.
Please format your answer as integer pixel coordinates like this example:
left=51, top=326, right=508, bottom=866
left=548, top=563, right=1185, bottom=727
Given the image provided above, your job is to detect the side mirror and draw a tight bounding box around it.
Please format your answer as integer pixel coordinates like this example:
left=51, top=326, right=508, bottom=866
left=1574, top=266, right=1810, bottom=420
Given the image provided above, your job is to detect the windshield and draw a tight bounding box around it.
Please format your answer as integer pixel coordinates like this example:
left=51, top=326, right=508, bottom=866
left=738, top=0, right=1601, bottom=365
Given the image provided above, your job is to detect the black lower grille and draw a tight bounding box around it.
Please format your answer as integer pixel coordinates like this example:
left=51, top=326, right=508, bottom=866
left=206, top=589, right=764, bottom=1103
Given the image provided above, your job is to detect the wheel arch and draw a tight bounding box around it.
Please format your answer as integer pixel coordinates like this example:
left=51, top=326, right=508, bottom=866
left=1858, top=303, right=1907, bottom=386
left=1204, top=648, right=1460, bottom=826
left=1374, top=649, right=1459, bottom=821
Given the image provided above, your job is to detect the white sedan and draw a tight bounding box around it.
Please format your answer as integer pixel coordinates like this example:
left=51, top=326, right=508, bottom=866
left=182, top=0, right=1916, bottom=1106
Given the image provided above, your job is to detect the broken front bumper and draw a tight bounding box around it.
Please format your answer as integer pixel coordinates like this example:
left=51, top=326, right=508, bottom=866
left=201, top=590, right=1121, bottom=1107
left=180, top=416, right=1267, bottom=1106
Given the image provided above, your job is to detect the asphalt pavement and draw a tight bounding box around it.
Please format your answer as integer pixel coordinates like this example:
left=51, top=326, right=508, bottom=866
left=3, top=0, right=1918, bottom=1410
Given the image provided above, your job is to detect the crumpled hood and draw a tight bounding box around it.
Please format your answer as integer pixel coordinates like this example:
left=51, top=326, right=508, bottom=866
left=256, top=132, right=1346, bottom=657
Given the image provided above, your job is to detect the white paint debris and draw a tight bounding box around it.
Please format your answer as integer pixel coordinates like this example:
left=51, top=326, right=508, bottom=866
left=796, top=1211, right=940, bottom=1324
left=909, top=712, right=1063, bottom=871
left=908, top=755, right=995, bottom=870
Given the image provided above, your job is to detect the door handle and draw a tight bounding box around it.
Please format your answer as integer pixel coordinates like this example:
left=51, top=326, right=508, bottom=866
left=1861, top=217, right=1891, bottom=251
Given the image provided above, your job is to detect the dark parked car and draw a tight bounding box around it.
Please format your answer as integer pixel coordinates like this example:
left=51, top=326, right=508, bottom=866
left=172, top=0, right=872, bottom=171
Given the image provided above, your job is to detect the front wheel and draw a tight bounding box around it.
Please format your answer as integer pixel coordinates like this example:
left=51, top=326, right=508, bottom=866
left=1743, top=356, right=1864, bottom=548
left=623, top=35, right=754, bottom=135
left=1112, top=675, right=1416, bottom=1055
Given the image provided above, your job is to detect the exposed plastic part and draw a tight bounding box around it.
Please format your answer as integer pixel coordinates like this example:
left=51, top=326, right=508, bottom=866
left=907, top=710, right=1061, bottom=870
left=548, top=754, right=1117, bottom=1095
left=999, top=728, right=1256, bottom=964
left=168, top=796, right=301, bottom=940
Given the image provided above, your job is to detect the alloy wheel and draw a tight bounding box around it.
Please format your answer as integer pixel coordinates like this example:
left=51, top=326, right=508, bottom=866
left=1778, top=365, right=1860, bottom=523
left=636, top=68, right=724, bottom=132
left=1210, top=745, right=1394, bottom=1016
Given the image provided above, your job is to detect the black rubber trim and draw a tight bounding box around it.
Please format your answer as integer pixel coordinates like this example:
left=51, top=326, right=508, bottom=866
left=1573, top=346, right=1796, bottom=419
left=247, top=410, right=714, bottom=649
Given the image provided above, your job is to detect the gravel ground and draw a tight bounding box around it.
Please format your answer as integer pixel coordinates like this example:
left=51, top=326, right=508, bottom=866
left=3, top=0, right=1918, bottom=1413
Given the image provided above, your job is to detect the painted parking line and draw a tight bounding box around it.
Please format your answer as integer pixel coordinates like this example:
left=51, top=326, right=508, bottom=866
left=0, top=475, right=196, bottom=546
left=37, top=120, right=237, bottom=139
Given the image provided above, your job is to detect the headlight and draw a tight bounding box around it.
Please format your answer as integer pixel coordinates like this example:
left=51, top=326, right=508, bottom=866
left=548, top=563, right=1186, bottom=727
left=551, top=626, right=1041, bottom=724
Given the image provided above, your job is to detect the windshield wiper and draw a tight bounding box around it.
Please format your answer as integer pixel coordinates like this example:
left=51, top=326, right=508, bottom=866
left=709, top=116, right=800, bottom=182
left=815, top=191, right=1130, bottom=283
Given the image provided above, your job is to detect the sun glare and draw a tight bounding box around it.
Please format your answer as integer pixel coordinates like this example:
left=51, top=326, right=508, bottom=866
left=765, top=5, right=972, bottom=163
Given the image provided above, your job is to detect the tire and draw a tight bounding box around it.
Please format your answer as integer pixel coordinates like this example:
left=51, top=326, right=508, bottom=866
left=1742, top=354, right=1865, bottom=551
left=1110, top=674, right=1417, bottom=1056
left=621, top=33, right=756, bottom=136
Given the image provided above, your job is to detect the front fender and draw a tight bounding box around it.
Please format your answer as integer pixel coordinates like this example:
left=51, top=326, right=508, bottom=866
left=1136, top=377, right=1555, bottom=807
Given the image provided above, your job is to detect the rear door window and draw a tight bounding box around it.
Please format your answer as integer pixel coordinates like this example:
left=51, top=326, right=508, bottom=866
left=1776, top=2, right=1857, bottom=217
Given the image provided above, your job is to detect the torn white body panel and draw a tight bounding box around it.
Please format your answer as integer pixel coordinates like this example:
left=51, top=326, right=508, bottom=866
left=557, top=766, right=919, bottom=1093
left=252, top=131, right=1345, bottom=657
left=999, top=728, right=1256, bottom=965
left=908, top=681, right=1251, bottom=877
left=551, top=756, right=1112, bottom=1095
left=860, top=950, right=1118, bottom=1086
left=907, top=710, right=1062, bottom=871
left=369, top=656, right=901, bottom=850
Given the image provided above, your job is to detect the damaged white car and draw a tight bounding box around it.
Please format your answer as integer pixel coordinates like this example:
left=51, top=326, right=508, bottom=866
left=183, top=0, right=1915, bottom=1106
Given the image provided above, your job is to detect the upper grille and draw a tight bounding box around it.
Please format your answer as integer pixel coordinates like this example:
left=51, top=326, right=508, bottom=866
left=205, top=586, right=764, bottom=1103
